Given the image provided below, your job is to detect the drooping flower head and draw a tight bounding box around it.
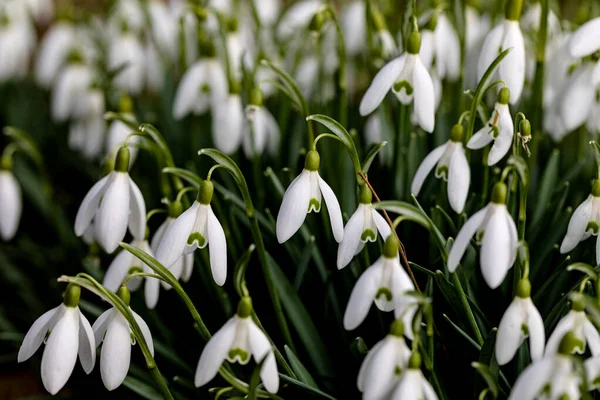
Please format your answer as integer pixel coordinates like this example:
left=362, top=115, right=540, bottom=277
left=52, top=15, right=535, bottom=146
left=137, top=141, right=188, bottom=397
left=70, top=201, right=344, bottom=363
left=390, top=351, right=439, bottom=400
left=0, top=159, right=22, bottom=240
left=242, top=87, right=280, bottom=158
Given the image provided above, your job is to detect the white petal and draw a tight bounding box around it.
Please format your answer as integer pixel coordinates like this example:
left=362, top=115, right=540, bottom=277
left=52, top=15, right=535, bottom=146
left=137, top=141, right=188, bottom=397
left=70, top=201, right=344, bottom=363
left=500, top=21, right=525, bottom=103
left=95, top=173, right=131, bottom=253
left=480, top=207, right=512, bottom=289
left=128, top=179, right=147, bottom=240
left=359, top=56, right=405, bottom=116
left=584, top=318, right=600, bottom=356
left=74, top=173, right=112, bottom=237
left=132, top=310, right=154, bottom=357
left=391, top=370, right=421, bottom=400
left=362, top=337, right=402, bottom=400
left=144, top=273, right=161, bottom=310
left=213, top=95, right=243, bottom=154
left=466, top=127, right=494, bottom=149
left=495, top=298, right=526, bottom=365
left=173, top=62, right=205, bottom=119
left=560, top=65, right=595, bottom=132
left=373, top=209, right=392, bottom=239
left=337, top=205, right=365, bottom=270
left=156, top=202, right=200, bottom=268
left=150, top=218, right=172, bottom=253
left=103, top=249, right=133, bottom=292
left=35, top=23, right=74, bottom=87
left=318, top=176, right=344, bottom=243
left=262, top=107, right=281, bottom=157
left=569, top=17, right=600, bottom=58
left=92, top=309, right=116, bottom=346
left=412, top=57, right=436, bottom=132
left=422, top=377, right=439, bottom=400
left=182, top=253, right=195, bottom=282
left=0, top=167, right=22, bottom=240
left=447, top=205, right=489, bottom=272
left=207, top=206, right=227, bottom=286
left=560, top=196, right=593, bottom=253
left=545, top=311, right=577, bottom=355
left=477, top=23, right=504, bottom=83
left=41, top=307, right=79, bottom=395
left=357, top=338, right=386, bottom=391
left=526, top=299, right=545, bottom=362
left=585, top=357, right=600, bottom=388
left=194, top=317, right=237, bottom=387
left=276, top=170, right=311, bottom=243
left=18, top=305, right=61, bottom=362
left=78, top=311, right=96, bottom=374
left=343, top=259, right=383, bottom=330
left=448, top=147, right=470, bottom=213
left=488, top=125, right=513, bottom=166
left=435, top=15, right=461, bottom=81
left=411, top=143, right=447, bottom=195
left=248, top=322, right=279, bottom=393
left=508, top=357, right=554, bottom=400
left=100, top=313, right=131, bottom=391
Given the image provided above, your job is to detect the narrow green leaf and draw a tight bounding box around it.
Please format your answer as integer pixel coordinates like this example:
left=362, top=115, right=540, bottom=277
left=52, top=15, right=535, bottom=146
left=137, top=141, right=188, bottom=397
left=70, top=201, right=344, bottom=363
left=278, top=374, right=336, bottom=400
left=123, top=376, right=164, bottom=400
left=507, top=155, right=529, bottom=187
left=567, top=262, right=598, bottom=280
left=307, top=114, right=362, bottom=174
left=284, top=345, right=319, bottom=389
left=266, top=254, right=333, bottom=377
left=472, top=362, right=499, bottom=399
left=443, top=314, right=481, bottom=350
left=260, top=59, right=308, bottom=117
left=162, top=167, right=203, bottom=187
left=247, top=357, right=265, bottom=400
left=3, top=127, right=43, bottom=169
left=234, top=245, right=255, bottom=298
left=361, top=141, right=387, bottom=174
left=408, top=261, right=436, bottom=278
left=371, top=200, right=430, bottom=229
left=532, top=149, right=559, bottom=225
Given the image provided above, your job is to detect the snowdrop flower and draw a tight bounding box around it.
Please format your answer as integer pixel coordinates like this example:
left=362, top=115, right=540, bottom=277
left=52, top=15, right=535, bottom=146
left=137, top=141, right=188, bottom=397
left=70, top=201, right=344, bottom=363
left=68, top=88, right=106, bottom=160
left=557, top=62, right=596, bottom=133
left=545, top=296, right=600, bottom=356
left=277, top=0, right=324, bottom=41
left=51, top=62, right=94, bottom=122
left=359, top=31, right=435, bottom=133
left=390, top=352, right=439, bottom=400
left=106, top=111, right=139, bottom=165
left=495, top=279, right=545, bottom=365
left=151, top=202, right=195, bottom=284
left=93, top=286, right=153, bottom=391
left=74, top=147, right=146, bottom=253
left=569, top=16, right=600, bottom=60
left=420, top=13, right=461, bottom=82
left=172, top=46, right=228, bottom=119
left=357, top=320, right=411, bottom=400
left=253, top=0, right=281, bottom=27
left=477, top=0, right=525, bottom=104
left=342, top=1, right=366, bottom=57
left=0, top=10, right=36, bottom=82
left=508, top=332, right=582, bottom=400
left=521, top=2, right=561, bottom=38
left=25, top=0, right=54, bottom=25
left=364, top=112, right=394, bottom=166
left=344, top=235, right=415, bottom=330
left=155, top=180, right=227, bottom=286
left=276, top=150, right=343, bottom=243
left=147, top=0, right=178, bottom=59
left=337, top=184, right=391, bottom=269
left=560, top=180, right=600, bottom=264
left=467, top=87, right=514, bottom=166
left=242, top=90, right=280, bottom=157
left=35, top=22, right=76, bottom=88
left=448, top=182, right=518, bottom=289
left=17, top=284, right=95, bottom=395
left=108, top=32, right=145, bottom=95
left=412, top=124, right=470, bottom=213
left=464, top=5, right=490, bottom=88
left=213, top=91, right=244, bottom=154
left=195, top=297, right=279, bottom=393
left=0, top=168, right=22, bottom=240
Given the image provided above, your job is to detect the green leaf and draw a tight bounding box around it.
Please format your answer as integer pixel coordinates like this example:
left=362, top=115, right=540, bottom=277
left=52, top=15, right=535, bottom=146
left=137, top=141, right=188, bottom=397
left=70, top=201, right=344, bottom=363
left=533, top=149, right=559, bottom=225
left=3, top=127, right=43, bottom=169
left=266, top=254, right=333, bottom=377
left=307, top=114, right=362, bottom=174
left=162, top=167, right=203, bottom=187
left=443, top=314, right=481, bottom=350
left=278, top=374, right=336, bottom=400
left=408, top=261, right=436, bottom=278
left=361, top=141, right=387, bottom=174
left=507, top=155, right=529, bottom=187
left=234, top=245, right=255, bottom=298
left=284, top=345, right=319, bottom=389
left=371, top=200, right=430, bottom=229
left=567, top=262, right=598, bottom=280
left=123, top=376, right=164, bottom=400
left=247, top=356, right=265, bottom=400
left=260, top=59, right=308, bottom=117
left=472, top=362, right=499, bottom=399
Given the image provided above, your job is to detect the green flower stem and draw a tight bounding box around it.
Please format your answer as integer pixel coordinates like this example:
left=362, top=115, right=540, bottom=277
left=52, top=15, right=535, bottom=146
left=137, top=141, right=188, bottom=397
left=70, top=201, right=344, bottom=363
left=393, top=105, right=409, bottom=196
left=325, top=7, right=348, bottom=127
left=59, top=275, right=174, bottom=400
left=451, top=273, right=484, bottom=345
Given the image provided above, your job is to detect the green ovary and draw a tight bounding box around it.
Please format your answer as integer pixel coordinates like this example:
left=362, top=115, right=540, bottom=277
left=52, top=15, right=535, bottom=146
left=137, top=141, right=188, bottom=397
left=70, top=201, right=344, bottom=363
left=187, top=232, right=206, bottom=247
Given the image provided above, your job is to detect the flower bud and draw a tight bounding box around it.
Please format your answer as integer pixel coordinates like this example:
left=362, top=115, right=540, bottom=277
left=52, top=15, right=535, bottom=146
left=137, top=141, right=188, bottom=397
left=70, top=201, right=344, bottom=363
left=114, top=146, right=130, bottom=172
left=309, top=9, right=328, bottom=33
left=63, top=284, right=81, bottom=308
left=197, top=180, right=214, bottom=205
left=237, top=296, right=253, bottom=318
left=491, top=182, right=507, bottom=204
left=519, top=119, right=531, bottom=138
left=304, top=150, right=321, bottom=171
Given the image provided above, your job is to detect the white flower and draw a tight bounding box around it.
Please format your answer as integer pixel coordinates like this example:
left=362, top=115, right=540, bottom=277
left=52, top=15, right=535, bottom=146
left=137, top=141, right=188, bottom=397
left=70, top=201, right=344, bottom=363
left=342, top=1, right=366, bottom=57
left=106, top=114, right=139, bottom=165
left=412, top=125, right=470, bottom=213
left=390, top=353, right=439, bottom=400
left=466, top=88, right=514, bottom=166
left=421, top=14, right=461, bottom=82
left=155, top=180, right=226, bottom=286
left=508, top=350, right=581, bottom=400
left=344, top=235, right=415, bottom=330
left=93, top=292, right=154, bottom=390
left=17, top=286, right=95, bottom=395
left=151, top=214, right=195, bottom=284
left=35, top=22, right=76, bottom=88
left=51, top=63, right=94, bottom=122
left=147, top=0, right=178, bottom=60
left=195, top=298, right=279, bottom=393
left=377, top=29, right=399, bottom=60
left=585, top=356, right=600, bottom=391
left=0, top=170, right=22, bottom=240
left=545, top=307, right=600, bottom=357
left=568, top=17, right=600, bottom=59
left=558, top=62, right=596, bottom=133
left=560, top=182, right=600, bottom=264
left=226, top=31, right=243, bottom=81
left=357, top=321, right=411, bottom=400
left=0, top=14, right=36, bottom=82
left=276, top=151, right=343, bottom=243
left=276, top=0, right=324, bottom=41
left=495, top=279, right=545, bottom=365
left=68, top=89, right=106, bottom=160
left=242, top=100, right=281, bottom=158
left=109, top=33, right=146, bottom=95
left=478, top=19, right=525, bottom=104
left=337, top=186, right=391, bottom=270
left=587, top=97, right=600, bottom=136
left=364, top=112, right=393, bottom=166
left=447, top=182, right=518, bottom=289
left=359, top=32, right=435, bottom=133
left=25, top=0, right=55, bottom=25
left=213, top=94, right=244, bottom=154
left=464, top=6, right=491, bottom=89
left=172, top=57, right=228, bottom=119
left=74, top=148, right=146, bottom=253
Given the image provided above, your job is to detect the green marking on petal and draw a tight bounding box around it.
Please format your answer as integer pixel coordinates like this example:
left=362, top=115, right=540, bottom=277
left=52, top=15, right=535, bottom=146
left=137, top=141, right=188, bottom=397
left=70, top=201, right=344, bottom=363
left=475, top=230, right=484, bottom=243
left=559, top=395, right=570, bottom=400
left=394, top=365, right=402, bottom=376
left=228, top=348, right=250, bottom=363
left=376, top=287, right=393, bottom=302
left=187, top=232, right=206, bottom=247
left=308, top=198, right=321, bottom=213
left=586, top=221, right=599, bottom=235
left=361, top=229, right=376, bottom=242
left=393, top=80, right=414, bottom=96
left=43, top=329, right=51, bottom=344
left=541, top=383, right=551, bottom=396
left=490, top=124, right=500, bottom=139
left=201, top=83, right=211, bottom=93
left=435, top=165, right=449, bottom=180
left=593, top=376, right=600, bottom=387
left=521, top=323, right=529, bottom=337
